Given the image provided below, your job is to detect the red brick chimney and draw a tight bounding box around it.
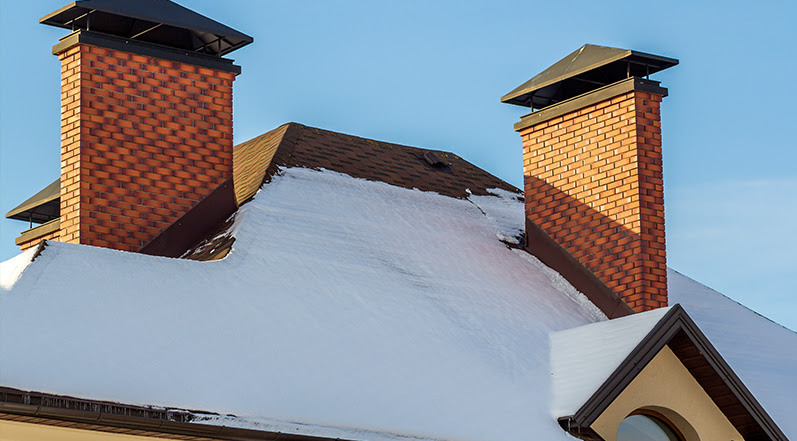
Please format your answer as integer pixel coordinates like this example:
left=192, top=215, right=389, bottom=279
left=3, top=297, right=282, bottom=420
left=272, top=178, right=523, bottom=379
left=502, top=45, right=678, bottom=314
left=12, top=0, right=252, bottom=252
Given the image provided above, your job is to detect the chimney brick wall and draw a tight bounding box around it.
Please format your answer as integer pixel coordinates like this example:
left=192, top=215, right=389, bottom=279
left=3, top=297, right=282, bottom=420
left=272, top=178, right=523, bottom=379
left=57, top=43, right=235, bottom=251
left=18, top=228, right=61, bottom=251
left=521, top=89, right=667, bottom=312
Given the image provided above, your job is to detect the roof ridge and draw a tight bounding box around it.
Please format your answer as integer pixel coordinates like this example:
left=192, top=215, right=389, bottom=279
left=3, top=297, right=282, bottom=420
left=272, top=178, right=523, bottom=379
left=287, top=122, right=462, bottom=158
left=233, top=121, right=522, bottom=200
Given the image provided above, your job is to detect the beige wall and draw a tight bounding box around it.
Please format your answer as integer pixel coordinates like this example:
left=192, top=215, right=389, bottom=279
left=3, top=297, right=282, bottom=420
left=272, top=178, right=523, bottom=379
left=591, top=346, right=743, bottom=441
left=0, top=419, right=179, bottom=441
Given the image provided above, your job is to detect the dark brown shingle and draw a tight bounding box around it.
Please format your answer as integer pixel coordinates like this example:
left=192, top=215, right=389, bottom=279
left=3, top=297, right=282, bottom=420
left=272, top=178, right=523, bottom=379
left=236, top=122, right=520, bottom=201
left=180, top=122, right=521, bottom=260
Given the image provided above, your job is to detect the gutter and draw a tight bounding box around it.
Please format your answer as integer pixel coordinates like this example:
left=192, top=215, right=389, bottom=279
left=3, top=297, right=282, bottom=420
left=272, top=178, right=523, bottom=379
left=0, top=387, right=347, bottom=441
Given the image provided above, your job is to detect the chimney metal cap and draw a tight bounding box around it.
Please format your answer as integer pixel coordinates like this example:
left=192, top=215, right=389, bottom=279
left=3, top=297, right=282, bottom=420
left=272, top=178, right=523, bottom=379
left=5, top=178, right=60, bottom=224
left=40, top=0, right=253, bottom=57
left=501, top=44, right=678, bottom=109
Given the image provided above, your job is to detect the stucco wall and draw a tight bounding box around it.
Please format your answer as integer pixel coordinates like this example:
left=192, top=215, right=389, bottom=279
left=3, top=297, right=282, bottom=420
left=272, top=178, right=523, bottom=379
left=0, top=419, right=197, bottom=441
left=591, top=346, right=743, bottom=441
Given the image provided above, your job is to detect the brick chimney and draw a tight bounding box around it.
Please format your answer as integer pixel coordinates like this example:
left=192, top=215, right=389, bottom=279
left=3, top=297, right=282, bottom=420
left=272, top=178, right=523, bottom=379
left=502, top=45, right=678, bottom=313
left=9, top=0, right=252, bottom=251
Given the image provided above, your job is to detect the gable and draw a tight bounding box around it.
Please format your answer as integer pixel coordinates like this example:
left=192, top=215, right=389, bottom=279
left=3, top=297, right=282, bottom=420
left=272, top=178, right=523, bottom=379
left=554, top=305, right=788, bottom=441
left=590, top=345, right=742, bottom=441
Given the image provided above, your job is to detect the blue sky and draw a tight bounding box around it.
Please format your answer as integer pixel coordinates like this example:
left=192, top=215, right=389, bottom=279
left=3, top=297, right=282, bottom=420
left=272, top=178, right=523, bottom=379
left=1, top=0, right=795, bottom=331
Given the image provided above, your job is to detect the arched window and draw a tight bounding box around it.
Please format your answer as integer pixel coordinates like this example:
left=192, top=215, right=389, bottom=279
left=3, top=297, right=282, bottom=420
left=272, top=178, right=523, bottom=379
left=617, top=413, right=683, bottom=441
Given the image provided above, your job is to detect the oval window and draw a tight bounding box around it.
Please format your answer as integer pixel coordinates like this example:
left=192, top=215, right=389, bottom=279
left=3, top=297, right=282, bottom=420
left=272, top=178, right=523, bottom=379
left=617, top=414, right=682, bottom=441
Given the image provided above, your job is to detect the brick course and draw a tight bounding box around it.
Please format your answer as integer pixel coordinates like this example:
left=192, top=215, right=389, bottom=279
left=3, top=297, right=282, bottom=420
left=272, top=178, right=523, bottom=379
left=57, top=44, right=236, bottom=251
left=520, top=90, right=667, bottom=312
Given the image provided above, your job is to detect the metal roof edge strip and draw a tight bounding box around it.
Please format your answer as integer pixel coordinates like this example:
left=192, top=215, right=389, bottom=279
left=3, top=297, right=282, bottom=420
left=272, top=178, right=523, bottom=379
left=513, top=77, right=667, bottom=132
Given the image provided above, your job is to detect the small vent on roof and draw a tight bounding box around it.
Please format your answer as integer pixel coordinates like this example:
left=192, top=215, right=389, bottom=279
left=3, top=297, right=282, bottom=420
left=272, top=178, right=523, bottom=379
left=423, top=151, right=449, bottom=169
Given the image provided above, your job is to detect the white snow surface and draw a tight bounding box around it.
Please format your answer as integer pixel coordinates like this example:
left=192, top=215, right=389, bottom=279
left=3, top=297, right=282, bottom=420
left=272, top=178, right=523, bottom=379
left=1, top=167, right=795, bottom=441
left=550, top=307, right=671, bottom=417
left=1, top=168, right=601, bottom=441
left=467, top=188, right=525, bottom=245
left=668, top=270, right=797, bottom=438
left=0, top=246, right=36, bottom=290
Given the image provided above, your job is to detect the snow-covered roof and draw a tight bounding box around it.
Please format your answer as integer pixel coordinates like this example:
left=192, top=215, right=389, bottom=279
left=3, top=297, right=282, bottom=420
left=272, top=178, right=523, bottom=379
left=1, top=166, right=795, bottom=441
left=550, top=306, right=671, bottom=417
left=669, top=271, right=797, bottom=438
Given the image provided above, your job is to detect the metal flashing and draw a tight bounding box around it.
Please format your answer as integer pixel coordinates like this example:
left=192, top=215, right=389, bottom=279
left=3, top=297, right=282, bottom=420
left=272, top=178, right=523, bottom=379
left=139, top=178, right=237, bottom=258
left=5, top=179, right=60, bottom=224
left=502, top=44, right=677, bottom=109
left=524, top=218, right=634, bottom=319
left=562, top=305, right=789, bottom=441
left=40, top=0, right=253, bottom=57
left=53, top=30, right=242, bottom=74
left=514, top=77, right=668, bottom=132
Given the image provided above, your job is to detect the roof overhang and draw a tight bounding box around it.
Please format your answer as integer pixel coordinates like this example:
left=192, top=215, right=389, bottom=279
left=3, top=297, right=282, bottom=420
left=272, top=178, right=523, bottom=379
left=558, top=305, right=789, bottom=441
left=5, top=179, right=60, bottom=224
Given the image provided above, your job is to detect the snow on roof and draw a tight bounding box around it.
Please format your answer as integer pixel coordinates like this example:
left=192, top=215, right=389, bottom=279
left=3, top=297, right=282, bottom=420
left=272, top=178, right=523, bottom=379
left=0, top=246, right=36, bottom=290
left=550, top=306, right=671, bottom=417
left=1, top=167, right=795, bottom=441
left=0, top=167, right=603, bottom=441
left=668, top=271, right=797, bottom=438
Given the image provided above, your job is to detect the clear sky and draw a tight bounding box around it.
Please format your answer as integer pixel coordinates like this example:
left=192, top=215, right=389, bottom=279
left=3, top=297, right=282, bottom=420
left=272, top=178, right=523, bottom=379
left=1, top=0, right=795, bottom=331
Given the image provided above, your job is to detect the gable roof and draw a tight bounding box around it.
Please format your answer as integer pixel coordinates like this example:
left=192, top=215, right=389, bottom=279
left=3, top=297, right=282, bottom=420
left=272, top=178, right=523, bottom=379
left=553, top=305, right=789, bottom=441
left=2, top=163, right=796, bottom=440
left=0, top=167, right=604, bottom=441
left=234, top=123, right=521, bottom=204
left=8, top=123, right=521, bottom=261
left=141, top=123, right=522, bottom=259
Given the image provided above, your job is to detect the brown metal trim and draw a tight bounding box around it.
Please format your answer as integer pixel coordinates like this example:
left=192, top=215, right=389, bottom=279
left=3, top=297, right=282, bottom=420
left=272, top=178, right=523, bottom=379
left=566, top=305, right=789, bottom=441
left=139, top=178, right=237, bottom=258
left=557, top=416, right=606, bottom=440
left=52, top=30, right=242, bottom=74
left=513, top=77, right=668, bottom=132
left=524, top=218, right=634, bottom=319
left=14, top=219, right=60, bottom=246
left=0, top=413, right=216, bottom=440
left=0, top=389, right=346, bottom=441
